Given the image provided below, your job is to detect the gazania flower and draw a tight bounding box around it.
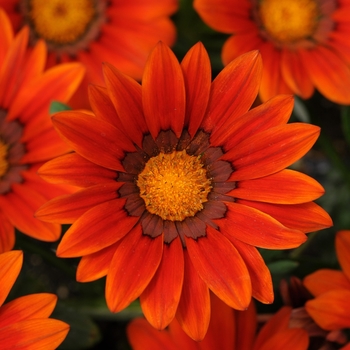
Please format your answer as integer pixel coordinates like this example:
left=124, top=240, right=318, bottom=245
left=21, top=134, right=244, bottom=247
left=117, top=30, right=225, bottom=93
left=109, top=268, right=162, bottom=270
left=304, top=230, right=350, bottom=331
left=0, top=0, right=178, bottom=107
left=0, top=9, right=84, bottom=253
left=127, top=293, right=309, bottom=350
left=0, top=250, right=69, bottom=349
left=194, top=0, right=350, bottom=104
left=36, top=41, right=332, bottom=340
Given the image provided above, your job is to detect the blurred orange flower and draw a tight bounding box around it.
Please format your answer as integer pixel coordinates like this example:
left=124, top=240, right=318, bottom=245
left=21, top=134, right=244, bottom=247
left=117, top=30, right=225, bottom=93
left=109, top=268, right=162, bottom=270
left=304, top=230, right=350, bottom=331
left=127, top=293, right=309, bottom=350
left=0, top=9, right=84, bottom=252
left=36, top=42, right=331, bottom=340
left=194, top=0, right=350, bottom=104
left=0, top=250, right=69, bottom=349
left=0, top=0, right=178, bottom=107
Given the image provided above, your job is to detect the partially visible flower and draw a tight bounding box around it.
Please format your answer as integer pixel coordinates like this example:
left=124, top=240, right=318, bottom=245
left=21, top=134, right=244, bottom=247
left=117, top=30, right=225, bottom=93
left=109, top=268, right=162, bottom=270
left=36, top=41, right=332, bottom=340
left=304, top=230, right=350, bottom=331
left=0, top=0, right=178, bottom=108
left=0, top=9, right=85, bottom=252
left=0, top=250, right=69, bottom=349
left=194, top=0, right=350, bottom=104
left=127, top=293, right=309, bottom=350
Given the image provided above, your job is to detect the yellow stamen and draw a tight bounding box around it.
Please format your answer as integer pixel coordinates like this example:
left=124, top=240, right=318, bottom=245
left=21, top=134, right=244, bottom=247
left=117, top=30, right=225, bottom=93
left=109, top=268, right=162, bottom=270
left=0, top=141, right=9, bottom=178
left=29, top=0, right=95, bottom=44
left=259, top=0, right=319, bottom=44
left=137, top=150, right=212, bottom=221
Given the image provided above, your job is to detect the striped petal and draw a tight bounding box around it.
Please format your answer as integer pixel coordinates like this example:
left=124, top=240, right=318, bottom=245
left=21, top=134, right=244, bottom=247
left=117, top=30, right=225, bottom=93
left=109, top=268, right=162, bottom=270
left=56, top=199, right=138, bottom=257
left=140, top=236, right=184, bottom=330
left=0, top=211, right=15, bottom=253
left=186, top=225, right=251, bottom=310
left=229, top=169, right=325, bottom=204
left=336, top=230, right=350, bottom=281
left=106, top=225, right=163, bottom=312
left=142, top=42, right=186, bottom=139
left=216, top=202, right=306, bottom=249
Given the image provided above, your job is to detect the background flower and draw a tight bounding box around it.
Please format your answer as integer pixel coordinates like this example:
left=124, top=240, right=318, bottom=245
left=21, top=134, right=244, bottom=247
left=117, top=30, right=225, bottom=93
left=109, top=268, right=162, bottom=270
left=193, top=0, right=350, bottom=104
left=36, top=41, right=331, bottom=340
left=0, top=9, right=84, bottom=253
left=0, top=250, right=69, bottom=349
left=0, top=0, right=178, bottom=108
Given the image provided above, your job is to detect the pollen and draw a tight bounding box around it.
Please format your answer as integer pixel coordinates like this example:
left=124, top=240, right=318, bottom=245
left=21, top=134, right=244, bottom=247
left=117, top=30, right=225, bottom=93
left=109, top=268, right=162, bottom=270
left=28, top=0, right=96, bottom=44
left=0, top=140, right=9, bottom=178
left=258, top=0, right=319, bottom=44
left=137, top=150, right=212, bottom=221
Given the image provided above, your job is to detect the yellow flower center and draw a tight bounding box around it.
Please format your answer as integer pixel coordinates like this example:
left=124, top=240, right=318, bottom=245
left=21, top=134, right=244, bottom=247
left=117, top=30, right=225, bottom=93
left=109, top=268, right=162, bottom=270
left=0, top=140, right=9, bottom=178
left=259, top=0, right=319, bottom=44
left=28, top=0, right=96, bottom=44
left=137, top=150, right=212, bottom=221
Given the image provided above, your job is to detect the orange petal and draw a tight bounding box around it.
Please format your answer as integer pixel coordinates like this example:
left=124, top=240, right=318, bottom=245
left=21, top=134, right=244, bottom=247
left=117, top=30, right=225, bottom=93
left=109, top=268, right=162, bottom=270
left=0, top=250, right=22, bottom=306
left=106, top=225, right=163, bottom=312
left=186, top=225, right=251, bottom=310
left=216, top=202, right=306, bottom=249
left=212, top=94, right=294, bottom=148
left=176, top=249, right=210, bottom=341
left=181, top=42, right=211, bottom=138
left=0, top=294, right=57, bottom=328
left=236, top=199, right=333, bottom=233
left=0, top=9, right=14, bottom=67
left=0, top=211, right=15, bottom=253
left=88, top=84, right=121, bottom=128
left=336, top=230, right=350, bottom=281
left=0, top=185, right=61, bottom=242
left=51, top=111, right=135, bottom=171
left=127, top=318, right=178, bottom=350
left=230, top=238, right=273, bottom=304
left=224, top=123, right=320, bottom=181
left=258, top=328, right=309, bottom=350
left=0, top=318, right=69, bottom=349
left=299, top=46, right=350, bottom=104
left=142, top=42, right=185, bottom=139
left=305, top=290, right=350, bottom=330
left=281, top=49, right=314, bottom=99
left=102, top=63, right=147, bottom=148
left=202, top=51, right=262, bottom=132
left=304, top=270, right=350, bottom=297
left=193, top=0, right=253, bottom=33
left=36, top=182, right=122, bottom=224
left=140, top=236, right=184, bottom=330
left=253, top=306, right=292, bottom=349
left=230, top=169, right=325, bottom=204
left=56, top=198, right=138, bottom=257
left=235, top=302, right=257, bottom=350
left=0, top=27, right=28, bottom=108
left=199, top=293, right=236, bottom=350
left=38, top=152, right=116, bottom=188
left=8, top=62, right=85, bottom=121
left=76, top=242, right=119, bottom=282
left=168, top=317, right=200, bottom=349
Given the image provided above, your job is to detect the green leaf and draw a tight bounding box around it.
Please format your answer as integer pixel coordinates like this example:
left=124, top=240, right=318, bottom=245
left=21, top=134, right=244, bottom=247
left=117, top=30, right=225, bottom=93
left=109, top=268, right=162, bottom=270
left=50, top=101, right=71, bottom=115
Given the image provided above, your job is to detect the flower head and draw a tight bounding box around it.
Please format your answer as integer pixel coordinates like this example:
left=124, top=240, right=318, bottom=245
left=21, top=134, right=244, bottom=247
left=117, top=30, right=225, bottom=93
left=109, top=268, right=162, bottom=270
left=36, top=41, right=332, bottom=340
left=304, top=230, right=350, bottom=331
left=0, top=0, right=178, bottom=107
left=0, top=9, right=84, bottom=252
left=127, top=293, right=309, bottom=350
left=194, top=0, right=350, bottom=104
left=0, top=250, right=69, bottom=349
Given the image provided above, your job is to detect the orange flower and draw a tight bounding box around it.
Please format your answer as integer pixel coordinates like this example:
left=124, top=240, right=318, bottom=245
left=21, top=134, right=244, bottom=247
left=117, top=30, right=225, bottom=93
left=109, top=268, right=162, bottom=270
left=0, top=9, right=84, bottom=252
left=36, top=42, right=332, bottom=340
left=304, top=230, right=350, bottom=331
left=0, top=0, right=178, bottom=107
left=194, top=0, right=350, bottom=104
left=0, top=250, right=69, bottom=349
left=127, top=293, right=309, bottom=350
